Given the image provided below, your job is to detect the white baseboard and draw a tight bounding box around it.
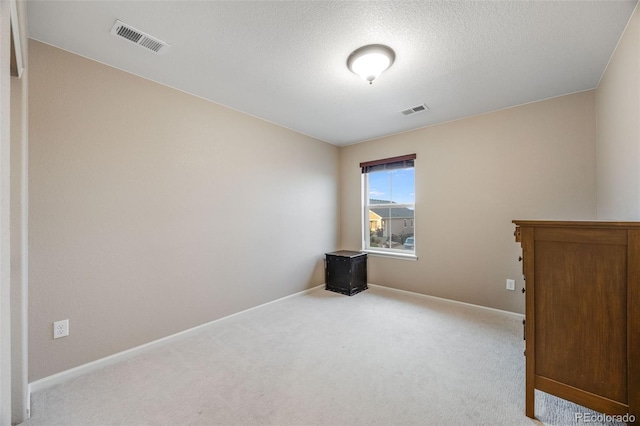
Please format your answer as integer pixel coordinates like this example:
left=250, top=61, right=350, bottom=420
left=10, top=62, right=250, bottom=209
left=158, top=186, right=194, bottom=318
left=367, top=283, right=525, bottom=319
left=29, top=284, right=324, bottom=394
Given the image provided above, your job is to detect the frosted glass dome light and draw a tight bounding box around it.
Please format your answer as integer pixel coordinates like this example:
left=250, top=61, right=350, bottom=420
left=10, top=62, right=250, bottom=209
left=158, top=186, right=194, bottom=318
left=347, top=44, right=395, bottom=84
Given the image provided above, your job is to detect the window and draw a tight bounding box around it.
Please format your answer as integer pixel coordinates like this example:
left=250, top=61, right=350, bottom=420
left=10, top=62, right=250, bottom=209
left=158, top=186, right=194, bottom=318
left=361, top=154, right=416, bottom=256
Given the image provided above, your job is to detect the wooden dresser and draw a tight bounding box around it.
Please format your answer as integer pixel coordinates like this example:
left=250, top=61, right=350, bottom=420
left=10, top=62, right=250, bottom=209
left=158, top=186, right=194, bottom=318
left=513, top=221, right=639, bottom=423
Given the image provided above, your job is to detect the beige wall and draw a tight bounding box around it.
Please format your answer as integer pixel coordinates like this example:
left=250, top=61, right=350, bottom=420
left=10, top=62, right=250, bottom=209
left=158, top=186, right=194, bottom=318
left=28, top=41, right=339, bottom=381
left=596, top=5, right=640, bottom=220
left=340, top=91, right=597, bottom=314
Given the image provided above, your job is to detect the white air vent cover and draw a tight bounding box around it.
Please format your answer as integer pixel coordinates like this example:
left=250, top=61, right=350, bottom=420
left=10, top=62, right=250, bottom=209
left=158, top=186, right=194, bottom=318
left=110, top=20, right=169, bottom=54
left=401, top=103, right=430, bottom=116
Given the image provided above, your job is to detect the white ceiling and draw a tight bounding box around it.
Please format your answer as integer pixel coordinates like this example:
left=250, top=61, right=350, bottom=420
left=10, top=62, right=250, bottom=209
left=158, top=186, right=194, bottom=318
left=27, top=1, right=638, bottom=146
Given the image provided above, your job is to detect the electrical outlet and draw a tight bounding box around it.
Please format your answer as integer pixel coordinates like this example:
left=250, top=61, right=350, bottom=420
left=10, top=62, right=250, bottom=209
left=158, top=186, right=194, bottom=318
left=53, top=319, right=69, bottom=339
left=506, top=279, right=516, bottom=291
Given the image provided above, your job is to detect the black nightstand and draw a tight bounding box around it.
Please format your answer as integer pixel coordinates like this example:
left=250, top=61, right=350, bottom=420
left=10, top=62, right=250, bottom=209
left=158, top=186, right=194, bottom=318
left=324, top=251, right=367, bottom=296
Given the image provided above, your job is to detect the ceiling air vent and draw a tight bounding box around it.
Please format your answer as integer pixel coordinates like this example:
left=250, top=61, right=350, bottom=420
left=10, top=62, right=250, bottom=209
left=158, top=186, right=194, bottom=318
left=110, top=20, right=170, bottom=54
left=401, top=103, right=430, bottom=116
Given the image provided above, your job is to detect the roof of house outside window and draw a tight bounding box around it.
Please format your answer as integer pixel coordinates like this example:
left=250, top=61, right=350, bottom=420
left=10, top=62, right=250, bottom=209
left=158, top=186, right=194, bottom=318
left=368, top=199, right=414, bottom=219
left=370, top=208, right=414, bottom=219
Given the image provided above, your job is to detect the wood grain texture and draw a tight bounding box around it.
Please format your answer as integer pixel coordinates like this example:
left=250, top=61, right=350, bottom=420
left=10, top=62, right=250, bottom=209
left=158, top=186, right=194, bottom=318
left=521, top=226, right=536, bottom=418
left=536, top=376, right=628, bottom=415
left=535, top=239, right=627, bottom=402
left=514, top=220, right=640, bottom=229
left=514, top=221, right=638, bottom=422
left=535, top=227, right=627, bottom=245
left=628, top=230, right=640, bottom=422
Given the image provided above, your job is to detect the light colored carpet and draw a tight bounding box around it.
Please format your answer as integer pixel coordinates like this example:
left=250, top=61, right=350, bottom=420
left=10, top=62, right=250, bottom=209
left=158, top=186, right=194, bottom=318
left=21, top=286, right=622, bottom=426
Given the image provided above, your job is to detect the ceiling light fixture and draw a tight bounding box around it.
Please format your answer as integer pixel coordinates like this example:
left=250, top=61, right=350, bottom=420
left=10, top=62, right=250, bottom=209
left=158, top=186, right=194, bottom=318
left=347, top=44, right=395, bottom=85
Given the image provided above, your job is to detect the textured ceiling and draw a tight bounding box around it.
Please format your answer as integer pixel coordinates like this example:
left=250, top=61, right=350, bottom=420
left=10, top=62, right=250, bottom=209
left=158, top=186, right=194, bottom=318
left=27, top=1, right=638, bottom=146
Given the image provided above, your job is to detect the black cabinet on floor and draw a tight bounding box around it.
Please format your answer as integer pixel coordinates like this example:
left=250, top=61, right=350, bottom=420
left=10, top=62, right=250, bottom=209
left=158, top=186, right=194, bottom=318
left=325, top=251, right=367, bottom=296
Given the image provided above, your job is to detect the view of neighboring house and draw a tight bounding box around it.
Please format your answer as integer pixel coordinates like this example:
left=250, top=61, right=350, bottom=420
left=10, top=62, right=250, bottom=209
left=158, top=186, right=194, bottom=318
left=368, top=199, right=414, bottom=239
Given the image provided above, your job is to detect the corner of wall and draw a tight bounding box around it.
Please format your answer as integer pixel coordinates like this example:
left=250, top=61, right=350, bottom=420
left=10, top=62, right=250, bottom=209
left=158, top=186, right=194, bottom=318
left=595, top=3, right=640, bottom=220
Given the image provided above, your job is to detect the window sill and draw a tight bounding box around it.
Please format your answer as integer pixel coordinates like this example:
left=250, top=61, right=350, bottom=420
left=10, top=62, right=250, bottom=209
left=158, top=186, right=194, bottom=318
left=362, top=250, right=418, bottom=261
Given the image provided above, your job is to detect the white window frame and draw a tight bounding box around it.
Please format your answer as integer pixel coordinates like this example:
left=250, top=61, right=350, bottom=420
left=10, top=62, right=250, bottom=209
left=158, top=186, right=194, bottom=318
left=361, top=155, right=417, bottom=260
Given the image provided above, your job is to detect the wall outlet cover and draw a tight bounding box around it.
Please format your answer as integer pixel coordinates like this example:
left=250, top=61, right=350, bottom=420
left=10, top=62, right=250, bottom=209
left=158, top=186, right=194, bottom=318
left=53, top=319, right=69, bottom=339
left=506, top=279, right=516, bottom=291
